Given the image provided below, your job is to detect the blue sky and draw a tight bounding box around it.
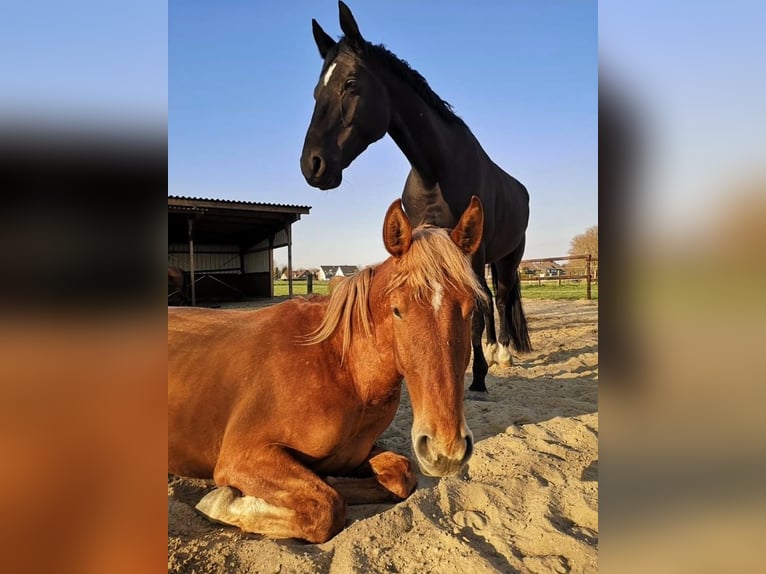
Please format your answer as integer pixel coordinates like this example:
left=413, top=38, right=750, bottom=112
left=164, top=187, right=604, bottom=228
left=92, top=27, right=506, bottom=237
left=170, top=1, right=598, bottom=268
left=3, top=2, right=761, bottom=267
left=599, top=1, right=766, bottom=240
left=0, top=1, right=166, bottom=123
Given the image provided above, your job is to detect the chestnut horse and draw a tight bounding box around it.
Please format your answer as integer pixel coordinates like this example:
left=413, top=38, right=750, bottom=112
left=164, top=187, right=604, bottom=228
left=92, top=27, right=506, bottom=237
left=300, top=2, right=532, bottom=398
left=168, top=197, right=486, bottom=543
left=167, top=266, right=186, bottom=305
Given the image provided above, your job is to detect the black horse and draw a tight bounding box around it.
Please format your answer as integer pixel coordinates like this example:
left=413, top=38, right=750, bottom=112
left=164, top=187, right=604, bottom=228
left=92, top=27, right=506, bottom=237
left=300, top=2, right=531, bottom=398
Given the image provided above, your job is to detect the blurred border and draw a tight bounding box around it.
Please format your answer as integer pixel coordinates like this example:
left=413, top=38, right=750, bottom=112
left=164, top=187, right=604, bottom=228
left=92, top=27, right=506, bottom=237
left=0, top=126, right=168, bottom=574
left=0, top=2, right=168, bottom=572
left=600, top=2, right=766, bottom=572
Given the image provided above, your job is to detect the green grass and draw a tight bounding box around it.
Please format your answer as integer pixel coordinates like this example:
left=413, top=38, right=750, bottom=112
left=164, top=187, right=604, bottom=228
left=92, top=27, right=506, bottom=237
left=274, top=279, right=597, bottom=300
left=273, top=280, right=330, bottom=297
left=520, top=280, right=598, bottom=300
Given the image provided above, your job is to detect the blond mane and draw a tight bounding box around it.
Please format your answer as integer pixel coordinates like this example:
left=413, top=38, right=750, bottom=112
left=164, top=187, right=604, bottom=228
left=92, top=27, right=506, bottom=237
left=301, top=226, right=487, bottom=362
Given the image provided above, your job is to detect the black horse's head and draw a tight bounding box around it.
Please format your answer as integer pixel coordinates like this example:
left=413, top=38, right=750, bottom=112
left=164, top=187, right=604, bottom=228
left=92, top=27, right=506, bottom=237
left=300, top=2, right=390, bottom=190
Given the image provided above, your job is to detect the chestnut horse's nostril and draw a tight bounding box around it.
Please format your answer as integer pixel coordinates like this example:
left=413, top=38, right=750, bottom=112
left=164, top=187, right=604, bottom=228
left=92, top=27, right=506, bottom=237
left=414, top=434, right=431, bottom=461
left=414, top=431, right=473, bottom=476
left=311, top=154, right=325, bottom=177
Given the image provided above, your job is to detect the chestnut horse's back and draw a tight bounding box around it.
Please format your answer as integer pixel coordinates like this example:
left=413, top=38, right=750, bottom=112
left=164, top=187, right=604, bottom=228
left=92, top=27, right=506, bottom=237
left=168, top=301, right=332, bottom=478
left=168, top=306, right=277, bottom=477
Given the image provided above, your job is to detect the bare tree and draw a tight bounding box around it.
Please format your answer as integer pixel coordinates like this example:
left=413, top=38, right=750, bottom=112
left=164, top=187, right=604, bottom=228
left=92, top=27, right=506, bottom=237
left=566, top=225, right=598, bottom=276
left=568, top=225, right=598, bottom=258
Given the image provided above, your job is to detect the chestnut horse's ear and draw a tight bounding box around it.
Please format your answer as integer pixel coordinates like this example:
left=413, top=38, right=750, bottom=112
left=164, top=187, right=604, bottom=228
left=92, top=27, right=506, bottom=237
left=312, top=19, right=336, bottom=59
left=339, top=1, right=364, bottom=46
left=451, top=196, right=484, bottom=255
left=383, top=199, right=412, bottom=258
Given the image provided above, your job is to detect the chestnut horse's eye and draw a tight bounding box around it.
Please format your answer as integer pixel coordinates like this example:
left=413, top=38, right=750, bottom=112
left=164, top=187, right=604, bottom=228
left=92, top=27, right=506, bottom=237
left=392, top=307, right=402, bottom=319
left=344, top=78, right=357, bottom=91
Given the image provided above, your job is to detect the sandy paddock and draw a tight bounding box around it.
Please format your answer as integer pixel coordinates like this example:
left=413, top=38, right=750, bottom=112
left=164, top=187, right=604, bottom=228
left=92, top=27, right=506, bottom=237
left=168, top=298, right=598, bottom=573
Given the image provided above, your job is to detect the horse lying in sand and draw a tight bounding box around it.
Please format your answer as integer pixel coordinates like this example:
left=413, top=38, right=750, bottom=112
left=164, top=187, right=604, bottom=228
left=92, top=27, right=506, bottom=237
left=168, top=197, right=486, bottom=542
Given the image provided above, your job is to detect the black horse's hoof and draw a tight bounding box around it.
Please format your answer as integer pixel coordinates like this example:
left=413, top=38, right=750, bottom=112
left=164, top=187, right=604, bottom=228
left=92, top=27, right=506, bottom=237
left=465, top=390, right=491, bottom=402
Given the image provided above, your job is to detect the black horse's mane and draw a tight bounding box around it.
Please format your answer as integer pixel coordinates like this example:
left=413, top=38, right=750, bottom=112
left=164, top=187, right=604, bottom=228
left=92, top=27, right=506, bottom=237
left=330, top=37, right=466, bottom=127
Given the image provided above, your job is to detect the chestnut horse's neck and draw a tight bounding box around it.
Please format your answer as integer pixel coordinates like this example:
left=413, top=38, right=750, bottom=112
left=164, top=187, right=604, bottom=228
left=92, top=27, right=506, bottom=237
left=353, top=262, right=403, bottom=401
left=310, top=261, right=401, bottom=402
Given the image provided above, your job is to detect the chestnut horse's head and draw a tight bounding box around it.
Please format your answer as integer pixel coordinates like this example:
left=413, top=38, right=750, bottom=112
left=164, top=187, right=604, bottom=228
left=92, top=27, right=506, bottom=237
left=381, top=197, right=485, bottom=476
left=300, top=2, right=390, bottom=189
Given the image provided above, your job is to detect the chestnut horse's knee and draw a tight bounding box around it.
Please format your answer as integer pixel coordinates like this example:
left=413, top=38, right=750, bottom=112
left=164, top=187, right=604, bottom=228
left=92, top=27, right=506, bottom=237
left=369, top=451, right=417, bottom=500
left=294, top=487, right=347, bottom=543
left=210, top=447, right=349, bottom=542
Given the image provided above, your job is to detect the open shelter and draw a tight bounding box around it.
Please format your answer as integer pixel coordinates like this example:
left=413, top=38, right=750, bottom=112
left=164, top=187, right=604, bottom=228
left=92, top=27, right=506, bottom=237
left=168, top=195, right=310, bottom=304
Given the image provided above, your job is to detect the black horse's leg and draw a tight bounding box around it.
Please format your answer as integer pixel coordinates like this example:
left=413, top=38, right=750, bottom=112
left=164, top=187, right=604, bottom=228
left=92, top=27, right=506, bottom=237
left=467, top=262, right=494, bottom=399
left=481, top=264, right=498, bottom=366
left=494, top=241, right=532, bottom=366
left=494, top=258, right=514, bottom=367
left=467, top=300, right=490, bottom=398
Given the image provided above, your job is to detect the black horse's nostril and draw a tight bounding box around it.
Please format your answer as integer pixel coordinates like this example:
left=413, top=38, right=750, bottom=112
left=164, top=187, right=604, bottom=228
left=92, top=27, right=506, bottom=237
left=311, top=155, right=325, bottom=177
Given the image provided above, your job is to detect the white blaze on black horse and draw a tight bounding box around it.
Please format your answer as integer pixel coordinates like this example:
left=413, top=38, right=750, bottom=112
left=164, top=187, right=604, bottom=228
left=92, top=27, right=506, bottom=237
left=300, top=1, right=532, bottom=397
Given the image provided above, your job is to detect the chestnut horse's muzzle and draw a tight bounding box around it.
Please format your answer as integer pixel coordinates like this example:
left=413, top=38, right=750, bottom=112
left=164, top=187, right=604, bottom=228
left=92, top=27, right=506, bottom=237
left=412, top=431, right=474, bottom=477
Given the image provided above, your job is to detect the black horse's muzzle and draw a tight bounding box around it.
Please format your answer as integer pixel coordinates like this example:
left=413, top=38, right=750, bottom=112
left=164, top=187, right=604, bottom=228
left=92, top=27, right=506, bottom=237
left=300, top=149, right=342, bottom=189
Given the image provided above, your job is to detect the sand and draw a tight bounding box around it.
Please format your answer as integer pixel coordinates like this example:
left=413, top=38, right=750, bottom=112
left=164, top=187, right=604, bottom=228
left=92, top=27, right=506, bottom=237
left=168, top=298, right=598, bottom=573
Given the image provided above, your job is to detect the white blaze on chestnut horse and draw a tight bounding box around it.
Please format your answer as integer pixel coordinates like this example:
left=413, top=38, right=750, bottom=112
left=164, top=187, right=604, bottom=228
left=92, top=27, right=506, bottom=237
left=168, top=197, right=486, bottom=543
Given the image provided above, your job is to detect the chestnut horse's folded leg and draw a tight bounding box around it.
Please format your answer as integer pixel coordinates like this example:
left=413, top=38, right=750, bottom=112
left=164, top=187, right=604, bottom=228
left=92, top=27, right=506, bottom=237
left=196, top=447, right=347, bottom=543
left=325, top=446, right=417, bottom=505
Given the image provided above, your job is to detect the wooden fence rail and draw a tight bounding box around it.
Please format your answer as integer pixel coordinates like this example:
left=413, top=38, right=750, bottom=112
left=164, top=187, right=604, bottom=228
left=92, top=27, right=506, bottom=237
left=486, top=254, right=598, bottom=300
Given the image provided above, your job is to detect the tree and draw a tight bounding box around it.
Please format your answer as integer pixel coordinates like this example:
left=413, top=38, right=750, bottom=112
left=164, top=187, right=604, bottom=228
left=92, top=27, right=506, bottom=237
left=568, top=225, right=598, bottom=258
left=566, top=225, right=598, bottom=277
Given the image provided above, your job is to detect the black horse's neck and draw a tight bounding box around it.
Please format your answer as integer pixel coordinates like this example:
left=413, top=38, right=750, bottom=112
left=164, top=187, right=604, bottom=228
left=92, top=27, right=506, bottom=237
left=378, top=67, right=472, bottom=189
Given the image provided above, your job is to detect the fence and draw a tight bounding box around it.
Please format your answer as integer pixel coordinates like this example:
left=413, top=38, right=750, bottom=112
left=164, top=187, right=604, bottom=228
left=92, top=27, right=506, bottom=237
left=277, top=254, right=598, bottom=299
left=486, top=254, right=598, bottom=300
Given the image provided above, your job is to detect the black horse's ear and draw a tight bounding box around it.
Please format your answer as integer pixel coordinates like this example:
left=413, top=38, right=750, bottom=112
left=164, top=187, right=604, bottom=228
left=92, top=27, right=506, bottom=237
left=312, top=19, right=336, bottom=59
left=339, top=1, right=364, bottom=46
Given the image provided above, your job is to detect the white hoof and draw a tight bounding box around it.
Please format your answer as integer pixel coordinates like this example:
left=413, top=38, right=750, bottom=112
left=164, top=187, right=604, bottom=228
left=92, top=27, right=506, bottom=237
left=196, top=486, right=239, bottom=525
left=482, top=341, right=498, bottom=366
left=496, top=344, right=512, bottom=368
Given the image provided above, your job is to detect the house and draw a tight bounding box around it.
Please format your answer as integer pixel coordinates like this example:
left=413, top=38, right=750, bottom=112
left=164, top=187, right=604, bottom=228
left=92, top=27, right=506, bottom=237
left=544, top=267, right=566, bottom=277
left=279, top=269, right=313, bottom=280
left=518, top=261, right=567, bottom=278
left=318, top=265, right=360, bottom=281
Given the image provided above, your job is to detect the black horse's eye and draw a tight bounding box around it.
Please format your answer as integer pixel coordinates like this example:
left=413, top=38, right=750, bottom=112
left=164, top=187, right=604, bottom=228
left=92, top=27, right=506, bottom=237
left=393, top=307, right=402, bottom=319
left=344, top=78, right=358, bottom=91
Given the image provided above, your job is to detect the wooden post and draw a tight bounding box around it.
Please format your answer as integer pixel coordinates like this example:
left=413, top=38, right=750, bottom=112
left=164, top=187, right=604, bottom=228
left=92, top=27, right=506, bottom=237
left=287, top=223, right=294, bottom=298
left=586, top=254, right=592, bottom=300
left=307, top=273, right=313, bottom=294
left=268, top=236, right=274, bottom=298
left=188, top=217, right=196, bottom=306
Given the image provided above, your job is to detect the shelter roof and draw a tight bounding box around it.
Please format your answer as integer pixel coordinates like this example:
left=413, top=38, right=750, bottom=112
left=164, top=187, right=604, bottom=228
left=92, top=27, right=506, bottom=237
left=168, top=195, right=311, bottom=249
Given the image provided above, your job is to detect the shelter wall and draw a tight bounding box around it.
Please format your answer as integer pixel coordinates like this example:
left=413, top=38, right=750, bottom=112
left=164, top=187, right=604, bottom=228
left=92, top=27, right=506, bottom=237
left=169, top=243, right=273, bottom=300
